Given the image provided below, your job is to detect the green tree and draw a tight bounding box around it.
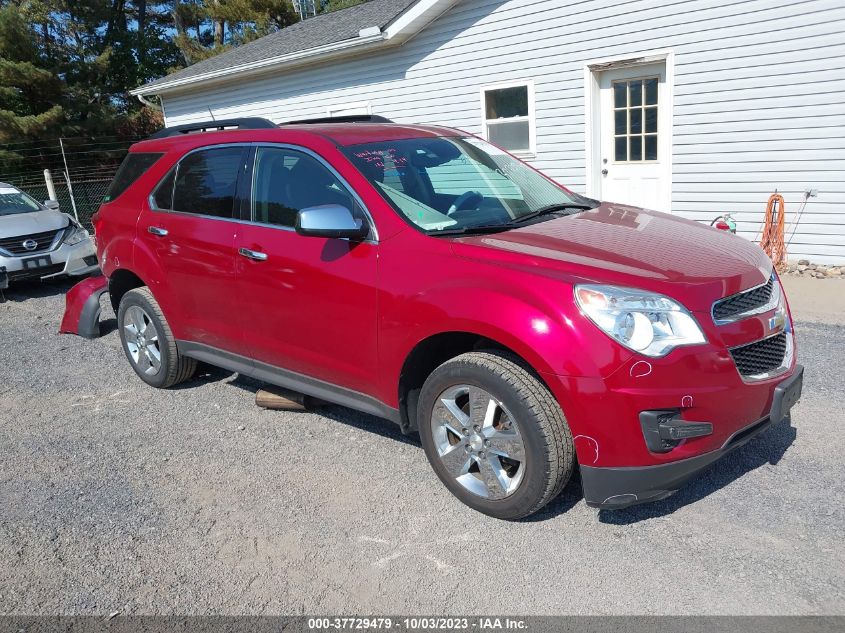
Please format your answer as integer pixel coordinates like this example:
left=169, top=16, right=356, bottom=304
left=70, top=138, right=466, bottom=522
left=172, top=0, right=299, bottom=64
left=0, top=4, right=64, bottom=163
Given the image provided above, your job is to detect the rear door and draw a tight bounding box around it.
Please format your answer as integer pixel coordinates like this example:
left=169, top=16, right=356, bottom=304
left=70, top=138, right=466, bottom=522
left=234, top=144, right=379, bottom=396
left=138, top=145, right=247, bottom=353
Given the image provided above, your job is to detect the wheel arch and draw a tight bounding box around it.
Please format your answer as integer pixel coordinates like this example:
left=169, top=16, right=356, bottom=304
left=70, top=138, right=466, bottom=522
left=397, top=329, right=560, bottom=434
left=108, top=268, right=146, bottom=313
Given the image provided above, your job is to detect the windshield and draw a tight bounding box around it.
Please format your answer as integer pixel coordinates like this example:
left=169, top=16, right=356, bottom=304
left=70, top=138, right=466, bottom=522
left=345, top=136, right=595, bottom=234
left=0, top=187, right=43, bottom=217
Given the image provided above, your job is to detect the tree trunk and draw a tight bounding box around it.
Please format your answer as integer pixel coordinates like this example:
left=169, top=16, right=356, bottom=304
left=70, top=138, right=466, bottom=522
left=215, top=19, right=224, bottom=46
left=137, top=0, right=147, bottom=64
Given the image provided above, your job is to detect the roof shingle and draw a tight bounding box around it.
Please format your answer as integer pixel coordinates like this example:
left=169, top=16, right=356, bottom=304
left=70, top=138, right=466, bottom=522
left=139, top=0, right=418, bottom=92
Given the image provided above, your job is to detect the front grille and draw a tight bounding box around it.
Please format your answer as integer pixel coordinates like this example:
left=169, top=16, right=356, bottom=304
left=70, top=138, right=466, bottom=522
left=713, top=275, right=774, bottom=322
left=730, top=332, right=787, bottom=377
left=8, top=263, right=65, bottom=281
left=0, top=228, right=64, bottom=255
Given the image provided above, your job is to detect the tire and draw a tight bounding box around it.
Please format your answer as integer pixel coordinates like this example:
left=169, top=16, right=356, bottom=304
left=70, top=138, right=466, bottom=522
left=117, top=287, right=196, bottom=388
left=418, top=350, right=574, bottom=520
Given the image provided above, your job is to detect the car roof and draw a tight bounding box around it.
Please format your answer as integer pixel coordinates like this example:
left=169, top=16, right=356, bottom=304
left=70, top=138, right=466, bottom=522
left=131, top=122, right=464, bottom=153
left=0, top=182, right=20, bottom=190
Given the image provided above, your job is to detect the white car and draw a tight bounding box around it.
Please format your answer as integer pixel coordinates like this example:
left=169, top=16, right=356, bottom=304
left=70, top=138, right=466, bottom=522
left=0, top=182, right=98, bottom=287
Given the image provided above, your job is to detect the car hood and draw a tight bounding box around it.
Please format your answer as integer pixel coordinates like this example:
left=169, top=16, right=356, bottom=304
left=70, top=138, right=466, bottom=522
left=449, top=203, right=773, bottom=312
left=0, top=209, right=69, bottom=237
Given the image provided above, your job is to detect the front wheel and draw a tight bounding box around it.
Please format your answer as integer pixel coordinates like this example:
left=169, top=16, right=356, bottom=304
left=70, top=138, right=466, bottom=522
left=418, top=351, right=574, bottom=520
left=117, top=287, right=196, bottom=388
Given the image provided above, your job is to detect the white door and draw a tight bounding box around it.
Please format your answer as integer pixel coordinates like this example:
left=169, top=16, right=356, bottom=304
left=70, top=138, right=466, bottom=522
left=598, top=62, right=670, bottom=211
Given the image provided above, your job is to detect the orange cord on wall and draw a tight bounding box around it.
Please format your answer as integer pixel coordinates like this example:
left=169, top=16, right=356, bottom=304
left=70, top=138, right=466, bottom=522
left=759, top=192, right=787, bottom=271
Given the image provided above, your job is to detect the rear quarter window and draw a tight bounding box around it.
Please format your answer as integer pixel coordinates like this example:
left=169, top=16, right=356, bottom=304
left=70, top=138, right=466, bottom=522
left=104, top=152, right=164, bottom=202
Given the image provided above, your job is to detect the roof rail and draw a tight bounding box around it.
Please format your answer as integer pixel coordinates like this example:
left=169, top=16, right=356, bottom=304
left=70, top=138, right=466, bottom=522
left=148, top=117, right=277, bottom=139
left=283, top=115, right=394, bottom=125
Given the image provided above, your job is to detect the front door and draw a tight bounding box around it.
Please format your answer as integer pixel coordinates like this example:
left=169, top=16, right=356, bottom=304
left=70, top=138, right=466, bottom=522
left=234, top=145, right=379, bottom=396
left=598, top=62, right=670, bottom=211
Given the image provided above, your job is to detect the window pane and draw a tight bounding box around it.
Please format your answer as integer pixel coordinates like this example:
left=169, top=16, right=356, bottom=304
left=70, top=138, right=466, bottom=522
left=252, top=148, right=354, bottom=227
left=644, top=78, right=658, bottom=105
left=172, top=147, right=243, bottom=218
left=645, top=135, right=658, bottom=160
left=485, top=85, right=528, bottom=119
left=645, top=107, right=658, bottom=133
left=252, top=148, right=297, bottom=227
left=487, top=120, right=531, bottom=151
left=613, top=82, right=627, bottom=108
left=105, top=152, right=163, bottom=203
left=630, top=108, right=642, bottom=134
left=615, top=137, right=627, bottom=161
left=614, top=110, right=626, bottom=135
left=629, top=80, right=642, bottom=107
left=152, top=169, right=175, bottom=210
left=629, top=136, right=642, bottom=161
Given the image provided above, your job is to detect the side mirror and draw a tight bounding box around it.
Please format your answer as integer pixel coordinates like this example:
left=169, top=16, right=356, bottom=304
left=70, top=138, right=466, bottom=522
left=44, top=199, right=60, bottom=210
left=295, top=204, right=369, bottom=240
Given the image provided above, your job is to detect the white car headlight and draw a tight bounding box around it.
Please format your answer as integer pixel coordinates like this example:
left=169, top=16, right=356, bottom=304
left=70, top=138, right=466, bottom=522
left=63, top=224, right=90, bottom=246
left=575, top=284, right=706, bottom=357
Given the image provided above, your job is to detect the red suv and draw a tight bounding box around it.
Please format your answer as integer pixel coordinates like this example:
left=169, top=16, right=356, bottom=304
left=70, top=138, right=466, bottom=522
left=83, top=116, right=803, bottom=519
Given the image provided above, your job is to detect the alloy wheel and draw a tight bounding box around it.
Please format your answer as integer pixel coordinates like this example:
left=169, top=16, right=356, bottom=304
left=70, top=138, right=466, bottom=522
left=430, top=384, right=526, bottom=499
left=123, top=305, right=162, bottom=376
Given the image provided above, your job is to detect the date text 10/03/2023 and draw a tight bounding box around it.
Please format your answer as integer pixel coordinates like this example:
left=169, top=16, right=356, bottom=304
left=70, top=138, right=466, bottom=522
left=307, top=617, right=528, bottom=630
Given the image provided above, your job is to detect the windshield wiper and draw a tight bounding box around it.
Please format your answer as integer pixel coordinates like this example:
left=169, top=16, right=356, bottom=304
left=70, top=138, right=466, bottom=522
left=509, top=203, right=595, bottom=225
left=429, top=224, right=514, bottom=237
left=429, top=202, right=596, bottom=237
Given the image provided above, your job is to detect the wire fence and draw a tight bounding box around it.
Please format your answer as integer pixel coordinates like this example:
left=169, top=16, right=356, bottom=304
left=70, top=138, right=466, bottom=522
left=1, top=136, right=141, bottom=229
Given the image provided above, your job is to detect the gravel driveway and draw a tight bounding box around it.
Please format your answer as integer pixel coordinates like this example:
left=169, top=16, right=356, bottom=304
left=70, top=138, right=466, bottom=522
left=1, top=278, right=843, bottom=615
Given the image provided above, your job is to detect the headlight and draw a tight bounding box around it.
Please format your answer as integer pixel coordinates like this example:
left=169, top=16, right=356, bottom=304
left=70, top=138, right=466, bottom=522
left=575, top=284, right=706, bottom=357
left=63, top=225, right=90, bottom=246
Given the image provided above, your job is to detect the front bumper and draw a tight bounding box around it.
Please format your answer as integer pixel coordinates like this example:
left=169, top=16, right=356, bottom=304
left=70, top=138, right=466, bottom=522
left=580, top=365, right=803, bottom=509
left=0, top=237, right=98, bottom=281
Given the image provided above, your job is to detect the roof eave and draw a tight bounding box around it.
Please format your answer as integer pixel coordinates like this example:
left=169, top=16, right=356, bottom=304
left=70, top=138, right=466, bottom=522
left=130, top=32, right=386, bottom=97
left=131, top=0, right=461, bottom=97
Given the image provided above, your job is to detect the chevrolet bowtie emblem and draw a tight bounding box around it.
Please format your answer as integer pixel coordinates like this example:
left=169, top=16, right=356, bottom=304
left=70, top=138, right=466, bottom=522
left=768, top=309, right=786, bottom=333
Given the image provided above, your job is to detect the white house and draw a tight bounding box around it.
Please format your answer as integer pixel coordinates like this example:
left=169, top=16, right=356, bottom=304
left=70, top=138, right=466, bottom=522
left=133, top=0, right=845, bottom=263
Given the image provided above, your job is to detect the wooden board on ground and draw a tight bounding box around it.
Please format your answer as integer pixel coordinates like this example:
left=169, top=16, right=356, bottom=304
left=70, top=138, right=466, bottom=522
left=255, top=385, right=325, bottom=411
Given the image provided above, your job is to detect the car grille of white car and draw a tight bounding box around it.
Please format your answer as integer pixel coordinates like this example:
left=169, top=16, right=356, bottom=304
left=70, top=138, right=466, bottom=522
left=0, top=228, right=64, bottom=256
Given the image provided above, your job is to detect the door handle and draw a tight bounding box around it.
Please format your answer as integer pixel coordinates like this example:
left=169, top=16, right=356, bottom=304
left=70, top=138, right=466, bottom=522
left=147, top=226, right=168, bottom=236
left=239, top=247, right=268, bottom=261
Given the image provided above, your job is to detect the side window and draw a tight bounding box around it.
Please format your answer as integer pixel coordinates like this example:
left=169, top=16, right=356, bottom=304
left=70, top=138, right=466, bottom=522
left=251, top=147, right=356, bottom=228
left=171, top=147, right=244, bottom=218
left=151, top=169, right=176, bottom=210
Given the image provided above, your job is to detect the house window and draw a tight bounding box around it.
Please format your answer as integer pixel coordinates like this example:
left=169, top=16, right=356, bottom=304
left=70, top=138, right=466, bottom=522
left=481, top=82, right=535, bottom=154
left=613, top=77, right=658, bottom=162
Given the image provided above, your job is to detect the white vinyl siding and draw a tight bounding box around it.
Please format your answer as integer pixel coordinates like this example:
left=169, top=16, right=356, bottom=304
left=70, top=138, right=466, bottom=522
left=162, top=0, right=845, bottom=263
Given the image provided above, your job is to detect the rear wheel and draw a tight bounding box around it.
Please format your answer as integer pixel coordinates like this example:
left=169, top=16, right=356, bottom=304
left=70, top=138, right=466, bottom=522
left=418, top=351, right=574, bottom=520
left=117, top=287, right=196, bottom=388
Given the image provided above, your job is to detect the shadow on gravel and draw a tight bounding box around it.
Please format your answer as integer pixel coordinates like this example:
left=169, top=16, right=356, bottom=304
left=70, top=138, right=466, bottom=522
left=170, top=368, right=420, bottom=446
left=319, top=405, right=422, bottom=447
left=169, top=364, right=241, bottom=390
left=2, top=277, right=75, bottom=302
left=520, top=474, right=584, bottom=521
left=597, top=416, right=797, bottom=525
left=98, top=316, right=118, bottom=336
